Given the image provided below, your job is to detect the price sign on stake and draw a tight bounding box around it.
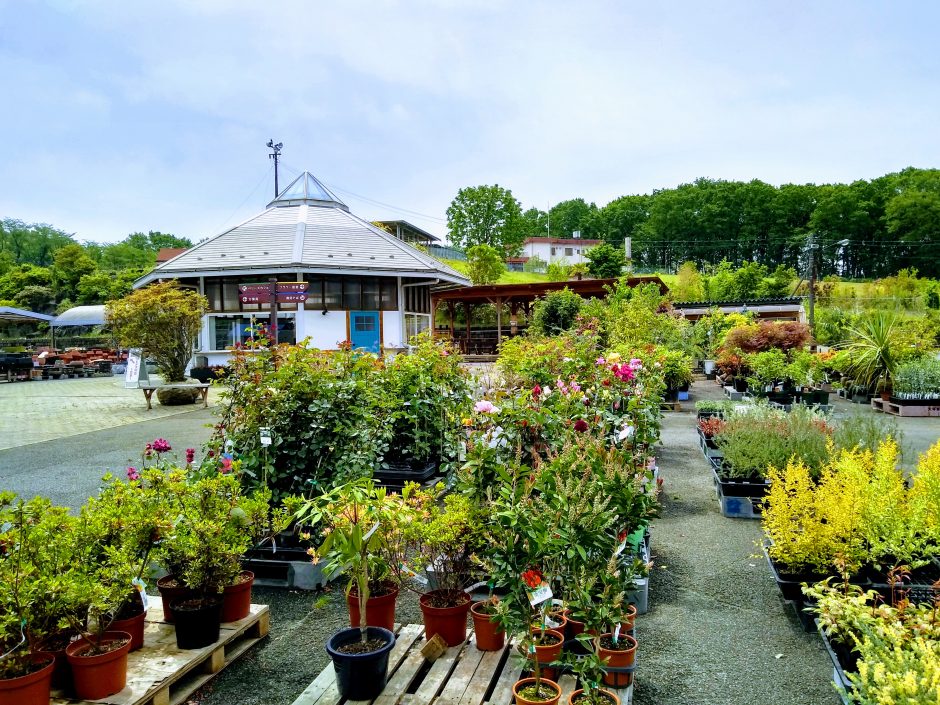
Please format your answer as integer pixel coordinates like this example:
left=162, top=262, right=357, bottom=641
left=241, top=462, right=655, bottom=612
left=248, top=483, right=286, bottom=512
left=526, top=579, right=553, bottom=606
left=260, top=428, right=272, bottom=447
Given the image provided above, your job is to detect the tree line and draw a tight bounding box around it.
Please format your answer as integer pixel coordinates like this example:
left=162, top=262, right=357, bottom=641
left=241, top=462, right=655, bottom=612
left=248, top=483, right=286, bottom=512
left=446, top=167, right=940, bottom=278
left=0, top=219, right=191, bottom=314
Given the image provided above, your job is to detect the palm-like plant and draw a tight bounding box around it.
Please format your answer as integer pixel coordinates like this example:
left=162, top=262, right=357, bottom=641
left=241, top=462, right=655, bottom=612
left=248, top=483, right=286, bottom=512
left=840, top=311, right=898, bottom=392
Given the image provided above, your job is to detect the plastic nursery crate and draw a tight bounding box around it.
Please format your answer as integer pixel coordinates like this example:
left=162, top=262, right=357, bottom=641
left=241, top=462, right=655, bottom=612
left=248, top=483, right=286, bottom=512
left=868, top=558, right=940, bottom=605
left=817, top=620, right=853, bottom=705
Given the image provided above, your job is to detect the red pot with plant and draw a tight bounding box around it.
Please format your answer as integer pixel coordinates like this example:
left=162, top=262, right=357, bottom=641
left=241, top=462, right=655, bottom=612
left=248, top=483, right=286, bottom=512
left=157, top=575, right=194, bottom=624
left=110, top=592, right=147, bottom=651
left=470, top=599, right=505, bottom=651
left=530, top=627, right=565, bottom=680
left=597, top=632, right=637, bottom=687
left=513, top=676, right=561, bottom=705
left=0, top=658, right=55, bottom=705
left=347, top=580, right=399, bottom=632
left=65, top=631, right=132, bottom=700
left=568, top=688, right=620, bottom=705
left=420, top=589, right=472, bottom=646
left=221, top=570, right=255, bottom=622
left=33, top=633, right=75, bottom=691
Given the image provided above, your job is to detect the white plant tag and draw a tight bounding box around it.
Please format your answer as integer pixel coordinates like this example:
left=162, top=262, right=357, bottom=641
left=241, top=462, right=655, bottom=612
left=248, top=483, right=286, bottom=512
left=527, top=583, right=553, bottom=606
left=259, top=427, right=272, bottom=447
left=613, top=623, right=621, bottom=644
left=363, top=522, right=381, bottom=542
left=132, top=578, right=149, bottom=612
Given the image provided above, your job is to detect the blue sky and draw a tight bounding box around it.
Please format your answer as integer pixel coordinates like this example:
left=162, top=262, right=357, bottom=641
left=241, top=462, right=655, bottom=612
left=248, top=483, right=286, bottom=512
left=1, top=1, right=938, bottom=243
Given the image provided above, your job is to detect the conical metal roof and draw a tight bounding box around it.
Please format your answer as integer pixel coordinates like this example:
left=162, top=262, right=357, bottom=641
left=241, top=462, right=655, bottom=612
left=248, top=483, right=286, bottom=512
left=267, top=171, right=348, bottom=210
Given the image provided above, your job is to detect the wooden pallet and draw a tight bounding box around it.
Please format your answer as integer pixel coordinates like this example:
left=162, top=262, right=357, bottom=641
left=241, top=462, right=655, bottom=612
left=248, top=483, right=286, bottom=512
left=52, top=603, right=269, bottom=705
left=292, top=624, right=633, bottom=705
left=871, top=397, right=940, bottom=417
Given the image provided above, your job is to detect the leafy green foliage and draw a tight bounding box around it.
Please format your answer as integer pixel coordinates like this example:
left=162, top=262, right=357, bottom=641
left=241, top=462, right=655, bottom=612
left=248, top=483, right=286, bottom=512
left=584, top=243, right=624, bottom=279
left=530, top=288, right=583, bottom=335
left=107, top=281, right=208, bottom=382
left=465, top=243, right=506, bottom=285
left=446, top=184, right=525, bottom=256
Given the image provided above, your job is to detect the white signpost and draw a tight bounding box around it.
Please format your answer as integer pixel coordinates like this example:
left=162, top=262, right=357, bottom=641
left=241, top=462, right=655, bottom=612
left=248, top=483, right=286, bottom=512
left=124, top=348, right=150, bottom=388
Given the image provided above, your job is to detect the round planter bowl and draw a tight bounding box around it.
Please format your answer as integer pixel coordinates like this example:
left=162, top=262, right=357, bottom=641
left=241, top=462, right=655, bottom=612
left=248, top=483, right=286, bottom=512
left=530, top=627, right=565, bottom=681
left=419, top=590, right=472, bottom=647
left=171, top=598, right=223, bottom=650
left=597, top=633, right=637, bottom=688
left=326, top=626, right=396, bottom=701
left=157, top=575, right=195, bottom=624
left=221, top=571, right=255, bottom=623
left=470, top=602, right=505, bottom=651
left=111, top=608, right=146, bottom=651
left=0, top=658, right=55, bottom=705
left=347, top=582, right=399, bottom=632
left=65, top=631, right=132, bottom=701
left=568, top=688, right=620, bottom=705
left=513, top=677, right=561, bottom=705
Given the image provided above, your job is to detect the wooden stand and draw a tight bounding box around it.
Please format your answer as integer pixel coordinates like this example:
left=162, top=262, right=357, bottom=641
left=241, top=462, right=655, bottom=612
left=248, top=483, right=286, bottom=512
left=871, top=397, right=940, bottom=417
left=52, top=603, right=269, bottom=705
left=292, top=624, right=633, bottom=705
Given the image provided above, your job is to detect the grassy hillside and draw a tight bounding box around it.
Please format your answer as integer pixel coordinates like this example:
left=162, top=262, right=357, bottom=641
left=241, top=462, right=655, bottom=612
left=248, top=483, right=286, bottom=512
left=441, top=259, right=551, bottom=284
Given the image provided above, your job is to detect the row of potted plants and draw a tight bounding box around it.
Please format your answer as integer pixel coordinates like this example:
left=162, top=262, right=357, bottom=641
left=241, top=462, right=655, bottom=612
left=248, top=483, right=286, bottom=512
left=0, top=443, right=283, bottom=704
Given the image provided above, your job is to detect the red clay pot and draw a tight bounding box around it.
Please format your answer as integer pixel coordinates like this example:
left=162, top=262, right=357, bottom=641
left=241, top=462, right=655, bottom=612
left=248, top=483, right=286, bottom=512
left=568, top=688, right=620, bottom=705
left=470, top=602, right=505, bottom=651
left=65, top=631, right=132, bottom=701
left=157, top=575, right=194, bottom=624
left=34, top=634, right=75, bottom=691
left=347, top=581, right=399, bottom=632
left=0, top=658, right=54, bottom=705
left=110, top=609, right=146, bottom=651
left=612, top=604, right=637, bottom=633
left=512, top=677, right=561, bottom=705
left=597, top=633, right=637, bottom=687
left=221, top=571, right=255, bottom=622
left=419, top=590, right=472, bottom=647
left=530, top=627, right=565, bottom=681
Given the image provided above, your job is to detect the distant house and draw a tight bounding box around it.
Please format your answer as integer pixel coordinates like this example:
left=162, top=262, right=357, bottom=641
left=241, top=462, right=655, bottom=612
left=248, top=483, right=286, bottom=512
left=522, top=237, right=602, bottom=264
left=156, top=247, right=188, bottom=264
left=135, top=172, right=470, bottom=363
left=374, top=220, right=440, bottom=246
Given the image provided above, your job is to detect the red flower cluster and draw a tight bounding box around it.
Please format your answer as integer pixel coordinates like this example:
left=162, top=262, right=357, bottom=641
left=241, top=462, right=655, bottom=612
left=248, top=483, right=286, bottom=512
left=697, top=417, right=726, bottom=438
left=532, top=384, right=542, bottom=400
left=611, top=364, right=635, bottom=382
left=522, top=569, right=544, bottom=589
left=573, top=419, right=589, bottom=433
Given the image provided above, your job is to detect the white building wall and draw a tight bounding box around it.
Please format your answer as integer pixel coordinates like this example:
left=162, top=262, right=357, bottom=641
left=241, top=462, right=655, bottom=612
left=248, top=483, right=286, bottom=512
left=301, top=310, right=349, bottom=349
left=524, top=241, right=595, bottom=264
left=383, top=310, right=404, bottom=348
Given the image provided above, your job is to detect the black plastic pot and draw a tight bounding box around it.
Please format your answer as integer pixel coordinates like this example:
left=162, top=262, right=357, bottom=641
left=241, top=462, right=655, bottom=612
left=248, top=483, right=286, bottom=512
left=170, top=598, right=223, bottom=649
left=326, top=627, right=396, bottom=700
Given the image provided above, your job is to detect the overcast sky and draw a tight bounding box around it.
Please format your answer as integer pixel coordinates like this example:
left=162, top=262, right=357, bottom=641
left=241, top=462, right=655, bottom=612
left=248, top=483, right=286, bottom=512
left=2, top=0, right=938, bottom=243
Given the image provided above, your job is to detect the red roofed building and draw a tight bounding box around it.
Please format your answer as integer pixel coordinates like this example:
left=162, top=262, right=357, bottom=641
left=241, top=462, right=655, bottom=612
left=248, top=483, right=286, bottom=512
left=155, top=247, right=188, bottom=264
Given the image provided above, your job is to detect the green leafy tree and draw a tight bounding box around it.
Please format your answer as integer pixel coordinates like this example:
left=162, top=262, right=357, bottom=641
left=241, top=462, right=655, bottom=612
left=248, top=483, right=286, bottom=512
left=520, top=207, right=548, bottom=239
left=585, top=243, right=624, bottom=278
left=13, top=285, right=55, bottom=313
left=446, top=185, right=524, bottom=255
left=549, top=198, right=598, bottom=238
left=672, top=261, right=704, bottom=301
left=52, top=243, right=97, bottom=300
left=124, top=231, right=193, bottom=252
left=531, top=288, right=583, bottom=334
left=107, top=281, right=208, bottom=382
left=465, top=244, right=505, bottom=285
left=546, top=261, right=570, bottom=282
left=0, top=264, right=53, bottom=301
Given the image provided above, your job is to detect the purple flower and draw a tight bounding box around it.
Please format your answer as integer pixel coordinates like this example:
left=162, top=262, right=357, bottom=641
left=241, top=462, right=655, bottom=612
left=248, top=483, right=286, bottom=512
left=152, top=438, right=171, bottom=454
left=570, top=382, right=581, bottom=393
left=595, top=357, right=606, bottom=366
left=573, top=419, right=589, bottom=433
left=126, top=466, right=140, bottom=482
left=185, top=448, right=196, bottom=464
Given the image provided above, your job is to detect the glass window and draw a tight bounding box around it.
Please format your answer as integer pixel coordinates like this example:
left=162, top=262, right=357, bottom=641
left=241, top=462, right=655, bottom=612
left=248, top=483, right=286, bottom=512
left=361, top=279, right=379, bottom=310
left=354, top=316, right=376, bottom=332
left=324, top=278, right=342, bottom=309
left=305, top=276, right=323, bottom=309
left=565, top=247, right=573, bottom=256
left=343, top=278, right=361, bottom=310
left=380, top=277, right=398, bottom=311
left=208, top=314, right=295, bottom=349
left=405, top=313, right=431, bottom=342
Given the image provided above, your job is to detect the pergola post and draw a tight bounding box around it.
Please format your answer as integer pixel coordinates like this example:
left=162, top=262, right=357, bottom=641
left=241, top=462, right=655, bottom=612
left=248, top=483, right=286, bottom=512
left=447, top=302, right=455, bottom=340
left=495, top=297, right=503, bottom=346
left=464, top=302, right=472, bottom=354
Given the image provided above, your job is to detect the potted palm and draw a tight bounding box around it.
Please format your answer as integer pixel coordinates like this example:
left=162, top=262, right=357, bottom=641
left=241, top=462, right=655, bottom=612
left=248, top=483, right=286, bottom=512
left=298, top=479, right=398, bottom=701
left=839, top=311, right=898, bottom=399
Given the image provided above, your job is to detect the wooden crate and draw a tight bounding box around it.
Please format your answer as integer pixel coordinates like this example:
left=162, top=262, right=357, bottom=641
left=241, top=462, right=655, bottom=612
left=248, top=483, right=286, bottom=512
left=52, top=603, right=269, bottom=705
left=292, top=624, right=633, bottom=705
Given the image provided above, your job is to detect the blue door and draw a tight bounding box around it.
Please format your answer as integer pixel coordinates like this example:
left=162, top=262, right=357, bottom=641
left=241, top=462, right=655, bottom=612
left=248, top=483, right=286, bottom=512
left=349, top=311, right=381, bottom=353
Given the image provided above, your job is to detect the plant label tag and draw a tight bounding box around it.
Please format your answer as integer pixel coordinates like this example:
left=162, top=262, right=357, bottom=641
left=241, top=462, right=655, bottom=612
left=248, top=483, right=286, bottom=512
left=613, top=623, right=621, bottom=644
left=615, top=539, right=627, bottom=556
left=363, top=521, right=381, bottom=542
left=527, top=582, right=553, bottom=606
left=259, top=428, right=272, bottom=447
left=132, top=578, right=149, bottom=612
left=400, top=562, right=429, bottom=586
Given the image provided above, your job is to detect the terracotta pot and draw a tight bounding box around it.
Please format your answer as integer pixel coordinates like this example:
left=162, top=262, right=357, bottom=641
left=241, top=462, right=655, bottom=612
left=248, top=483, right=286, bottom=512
left=110, top=609, right=146, bottom=651
left=612, top=604, right=637, bottom=633
left=568, top=688, right=620, bottom=705
left=221, top=571, right=255, bottom=622
left=0, top=658, right=54, bottom=705
left=513, top=677, right=561, bottom=705
left=597, top=633, right=637, bottom=687
left=347, top=582, right=399, bottom=632
left=65, top=631, right=132, bottom=700
left=419, top=590, right=472, bottom=647
left=470, top=602, right=505, bottom=651
left=157, top=575, right=195, bottom=624
left=34, top=634, right=75, bottom=691
left=530, top=627, right=565, bottom=681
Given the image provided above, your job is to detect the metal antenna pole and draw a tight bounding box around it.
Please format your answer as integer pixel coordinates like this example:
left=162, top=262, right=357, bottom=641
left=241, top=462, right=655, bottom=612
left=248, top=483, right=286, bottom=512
left=267, top=140, right=283, bottom=197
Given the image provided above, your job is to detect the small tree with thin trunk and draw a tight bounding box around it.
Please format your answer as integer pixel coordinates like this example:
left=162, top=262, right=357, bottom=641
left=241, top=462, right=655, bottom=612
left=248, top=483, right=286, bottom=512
left=107, top=281, right=207, bottom=382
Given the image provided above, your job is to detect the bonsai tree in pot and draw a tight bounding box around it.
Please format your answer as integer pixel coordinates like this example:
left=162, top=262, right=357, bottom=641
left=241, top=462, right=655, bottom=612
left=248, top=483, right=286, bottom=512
left=297, top=479, right=401, bottom=701
left=396, top=483, right=483, bottom=647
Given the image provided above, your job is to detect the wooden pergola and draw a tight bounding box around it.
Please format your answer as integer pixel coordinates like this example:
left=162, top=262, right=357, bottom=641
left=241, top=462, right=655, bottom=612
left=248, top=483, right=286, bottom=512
left=431, top=276, right=668, bottom=354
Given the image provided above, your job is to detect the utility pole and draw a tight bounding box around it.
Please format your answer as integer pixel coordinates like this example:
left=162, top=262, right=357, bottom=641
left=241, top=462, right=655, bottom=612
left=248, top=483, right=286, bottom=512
left=267, top=140, right=283, bottom=198
left=807, top=233, right=818, bottom=337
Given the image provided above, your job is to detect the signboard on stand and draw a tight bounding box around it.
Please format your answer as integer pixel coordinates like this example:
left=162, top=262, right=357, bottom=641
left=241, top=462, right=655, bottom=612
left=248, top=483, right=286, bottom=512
left=124, top=348, right=150, bottom=388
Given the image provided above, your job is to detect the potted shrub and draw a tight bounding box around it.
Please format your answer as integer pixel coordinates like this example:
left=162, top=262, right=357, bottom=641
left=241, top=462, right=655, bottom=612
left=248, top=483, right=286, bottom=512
left=470, top=596, right=506, bottom=651
left=398, top=485, right=481, bottom=647
left=839, top=311, right=899, bottom=400
left=0, top=494, right=65, bottom=705
left=158, top=473, right=257, bottom=649
left=299, top=479, right=397, bottom=701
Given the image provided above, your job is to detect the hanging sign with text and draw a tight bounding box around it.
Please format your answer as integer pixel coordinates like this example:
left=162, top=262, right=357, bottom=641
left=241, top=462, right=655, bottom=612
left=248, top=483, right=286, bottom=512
left=239, top=282, right=308, bottom=304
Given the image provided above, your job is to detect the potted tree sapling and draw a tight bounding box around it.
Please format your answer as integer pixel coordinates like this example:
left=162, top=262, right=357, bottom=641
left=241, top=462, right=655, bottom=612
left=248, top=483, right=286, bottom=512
left=298, top=479, right=399, bottom=701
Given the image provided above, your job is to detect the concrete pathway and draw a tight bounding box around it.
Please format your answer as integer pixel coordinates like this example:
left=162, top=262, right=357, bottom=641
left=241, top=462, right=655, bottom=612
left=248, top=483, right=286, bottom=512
left=0, top=375, right=221, bottom=451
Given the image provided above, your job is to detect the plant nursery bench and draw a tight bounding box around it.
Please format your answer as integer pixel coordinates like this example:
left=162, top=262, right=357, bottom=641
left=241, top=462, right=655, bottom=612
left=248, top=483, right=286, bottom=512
left=291, top=623, right=634, bottom=705
left=140, top=383, right=210, bottom=410
left=51, top=602, right=268, bottom=705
